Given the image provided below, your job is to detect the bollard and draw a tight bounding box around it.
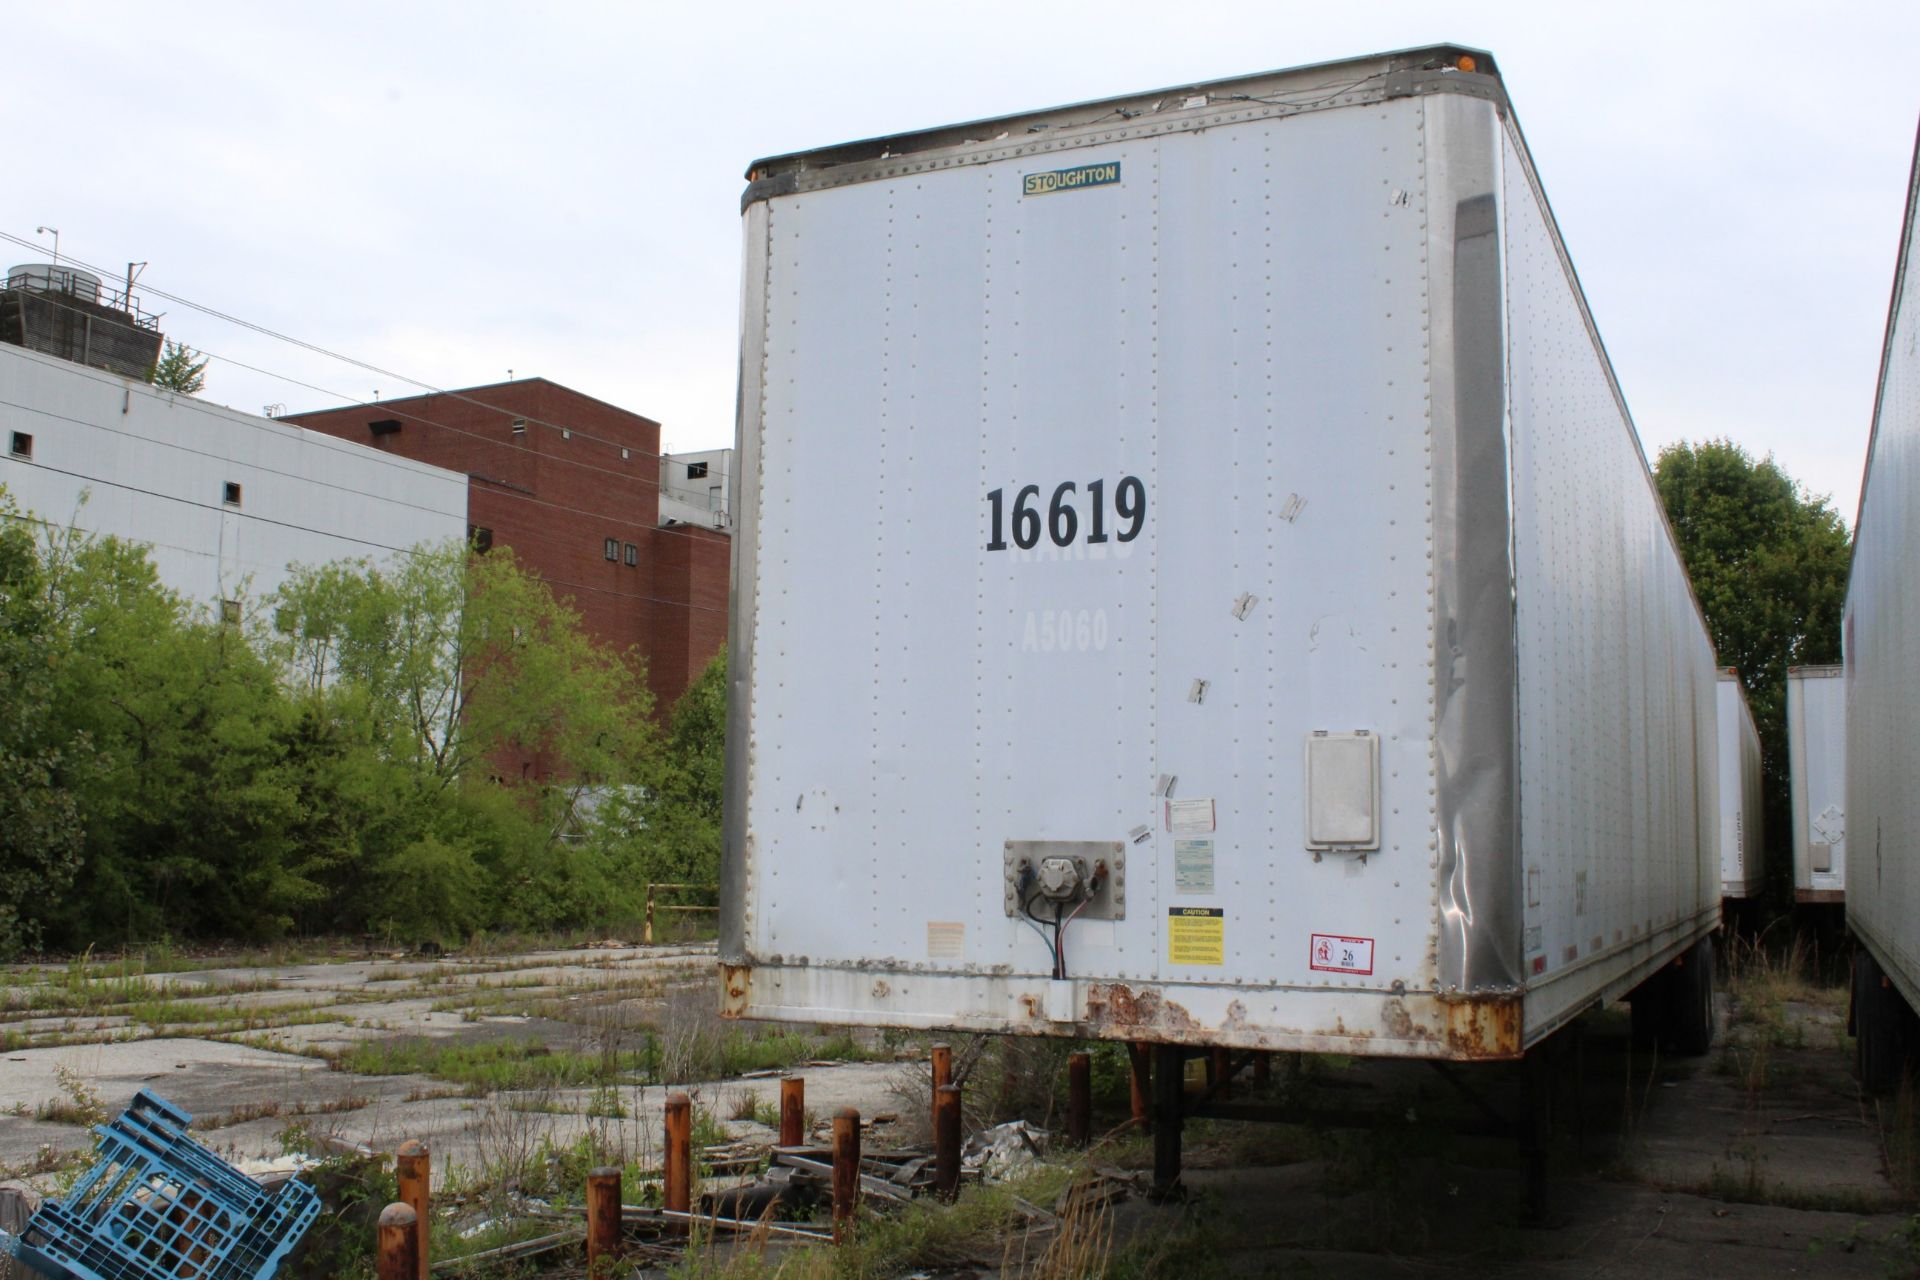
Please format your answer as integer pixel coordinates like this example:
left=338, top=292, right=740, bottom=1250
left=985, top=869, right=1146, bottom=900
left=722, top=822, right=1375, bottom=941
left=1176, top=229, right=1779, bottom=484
left=929, top=1042, right=952, bottom=1135
left=664, top=1092, right=692, bottom=1216
left=933, top=1083, right=962, bottom=1202
left=395, top=1141, right=430, bottom=1280
left=780, top=1075, right=805, bottom=1147
left=1253, top=1051, right=1272, bottom=1088
left=1127, top=1042, right=1151, bottom=1131
left=1211, top=1046, right=1232, bottom=1100
left=831, top=1107, right=861, bottom=1243
left=587, top=1166, right=622, bottom=1268
left=376, top=1203, right=418, bottom=1280
left=1067, top=1051, right=1091, bottom=1147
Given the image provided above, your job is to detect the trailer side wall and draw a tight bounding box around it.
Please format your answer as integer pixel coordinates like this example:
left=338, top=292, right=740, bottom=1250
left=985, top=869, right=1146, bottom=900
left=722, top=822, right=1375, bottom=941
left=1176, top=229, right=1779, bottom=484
left=1789, top=669, right=1848, bottom=902
left=1848, top=125, right=1920, bottom=1001
left=1499, top=129, right=1721, bottom=1039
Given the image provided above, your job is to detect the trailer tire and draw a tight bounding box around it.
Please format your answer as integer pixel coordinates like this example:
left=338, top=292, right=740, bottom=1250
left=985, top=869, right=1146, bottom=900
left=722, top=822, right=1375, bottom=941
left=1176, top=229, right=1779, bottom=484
left=1668, top=936, right=1715, bottom=1057
left=1856, top=948, right=1915, bottom=1095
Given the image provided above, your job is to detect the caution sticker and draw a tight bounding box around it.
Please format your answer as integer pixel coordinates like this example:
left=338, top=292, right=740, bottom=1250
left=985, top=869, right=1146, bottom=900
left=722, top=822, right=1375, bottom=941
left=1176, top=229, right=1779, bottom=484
left=1168, top=907, right=1224, bottom=966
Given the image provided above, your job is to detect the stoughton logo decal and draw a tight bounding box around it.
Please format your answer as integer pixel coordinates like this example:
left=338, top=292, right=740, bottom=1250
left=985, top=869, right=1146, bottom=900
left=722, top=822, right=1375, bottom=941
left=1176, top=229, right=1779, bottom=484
left=1023, top=162, right=1121, bottom=197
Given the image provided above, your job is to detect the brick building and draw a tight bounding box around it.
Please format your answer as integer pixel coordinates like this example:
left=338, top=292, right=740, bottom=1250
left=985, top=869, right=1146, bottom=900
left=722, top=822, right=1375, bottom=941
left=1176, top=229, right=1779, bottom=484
left=284, top=380, right=729, bottom=741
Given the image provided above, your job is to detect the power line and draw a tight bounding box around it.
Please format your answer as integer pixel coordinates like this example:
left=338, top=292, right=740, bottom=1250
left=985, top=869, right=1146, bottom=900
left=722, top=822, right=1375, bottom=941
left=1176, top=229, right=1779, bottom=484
left=0, top=228, right=730, bottom=472
left=5, top=286, right=742, bottom=557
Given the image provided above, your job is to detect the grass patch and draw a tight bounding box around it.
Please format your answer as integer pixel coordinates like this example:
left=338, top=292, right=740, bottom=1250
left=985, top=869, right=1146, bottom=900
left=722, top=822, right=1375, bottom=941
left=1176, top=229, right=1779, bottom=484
left=333, top=1036, right=647, bottom=1092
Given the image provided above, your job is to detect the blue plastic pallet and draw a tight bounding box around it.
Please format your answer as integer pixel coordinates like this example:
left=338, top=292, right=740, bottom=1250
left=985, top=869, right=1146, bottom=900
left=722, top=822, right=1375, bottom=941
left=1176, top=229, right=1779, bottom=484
left=0, top=1091, right=320, bottom=1280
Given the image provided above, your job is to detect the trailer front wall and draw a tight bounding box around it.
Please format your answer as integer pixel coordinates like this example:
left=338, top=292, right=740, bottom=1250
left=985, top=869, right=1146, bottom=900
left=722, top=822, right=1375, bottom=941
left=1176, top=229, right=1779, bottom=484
left=1500, top=128, right=1721, bottom=1039
left=1789, top=668, right=1848, bottom=901
left=732, top=96, right=1460, bottom=1054
left=1716, top=674, right=1765, bottom=899
left=1849, top=130, right=1920, bottom=998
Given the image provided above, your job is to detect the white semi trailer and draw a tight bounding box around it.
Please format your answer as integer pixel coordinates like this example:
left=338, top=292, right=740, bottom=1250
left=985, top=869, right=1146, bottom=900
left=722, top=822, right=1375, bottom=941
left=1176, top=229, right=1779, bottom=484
left=1788, top=665, right=1847, bottom=905
left=1847, top=119, right=1920, bottom=1091
left=720, top=45, right=1722, bottom=1180
left=1717, top=671, right=1765, bottom=902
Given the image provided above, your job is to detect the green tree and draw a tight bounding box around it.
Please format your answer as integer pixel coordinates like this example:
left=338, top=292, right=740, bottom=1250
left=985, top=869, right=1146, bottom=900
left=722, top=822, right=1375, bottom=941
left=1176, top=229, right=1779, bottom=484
left=268, top=541, right=660, bottom=941
left=31, top=525, right=303, bottom=945
left=0, top=493, right=89, bottom=957
left=148, top=339, right=208, bottom=394
left=594, top=648, right=727, bottom=889
left=1653, top=439, right=1853, bottom=899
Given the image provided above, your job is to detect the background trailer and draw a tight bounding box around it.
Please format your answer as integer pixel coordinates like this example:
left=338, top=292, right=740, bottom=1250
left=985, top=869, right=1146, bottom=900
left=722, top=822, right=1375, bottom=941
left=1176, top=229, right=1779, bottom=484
left=1788, top=665, right=1848, bottom=905
left=1717, top=671, right=1765, bottom=902
left=720, top=44, right=1721, bottom=1186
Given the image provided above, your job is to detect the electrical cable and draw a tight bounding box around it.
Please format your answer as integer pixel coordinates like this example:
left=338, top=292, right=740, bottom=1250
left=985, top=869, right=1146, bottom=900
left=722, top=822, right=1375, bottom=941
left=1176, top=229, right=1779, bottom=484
left=0, top=230, right=719, bottom=472
left=0, top=290, right=740, bottom=563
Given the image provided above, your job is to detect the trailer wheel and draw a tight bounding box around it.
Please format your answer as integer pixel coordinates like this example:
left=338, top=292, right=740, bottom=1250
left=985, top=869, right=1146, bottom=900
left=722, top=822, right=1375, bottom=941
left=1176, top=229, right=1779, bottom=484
left=1855, top=948, right=1916, bottom=1095
left=1668, top=935, right=1715, bottom=1057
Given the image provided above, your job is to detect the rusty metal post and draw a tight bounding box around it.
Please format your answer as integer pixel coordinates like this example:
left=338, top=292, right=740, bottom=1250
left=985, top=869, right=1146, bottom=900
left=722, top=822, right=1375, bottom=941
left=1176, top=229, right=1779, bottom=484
left=1151, top=1043, right=1184, bottom=1200
left=831, top=1107, right=861, bottom=1242
left=664, top=1091, right=692, bottom=1215
left=394, top=1141, right=429, bottom=1280
left=1253, top=1051, right=1272, bottom=1088
left=780, top=1074, right=805, bottom=1147
left=1067, top=1051, right=1091, bottom=1147
left=929, top=1041, right=952, bottom=1134
left=376, top=1203, right=417, bottom=1280
left=1210, top=1047, right=1232, bottom=1100
left=933, top=1083, right=962, bottom=1201
left=587, top=1166, right=622, bottom=1268
left=1127, top=1041, right=1151, bottom=1131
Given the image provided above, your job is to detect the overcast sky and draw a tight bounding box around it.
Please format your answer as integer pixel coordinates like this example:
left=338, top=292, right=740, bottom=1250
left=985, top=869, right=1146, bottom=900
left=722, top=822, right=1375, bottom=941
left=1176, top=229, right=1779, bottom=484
left=7, top=1, right=1915, bottom=525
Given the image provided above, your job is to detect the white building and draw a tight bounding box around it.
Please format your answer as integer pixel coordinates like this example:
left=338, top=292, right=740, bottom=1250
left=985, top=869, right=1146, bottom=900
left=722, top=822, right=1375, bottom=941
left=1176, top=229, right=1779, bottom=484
left=0, top=342, right=467, bottom=615
left=658, top=448, right=732, bottom=531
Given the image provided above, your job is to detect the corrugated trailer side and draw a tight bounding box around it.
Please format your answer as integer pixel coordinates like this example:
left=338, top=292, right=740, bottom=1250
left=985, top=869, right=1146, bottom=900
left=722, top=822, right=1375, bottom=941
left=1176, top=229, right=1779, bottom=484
left=1846, top=119, right=1920, bottom=1089
left=722, top=45, right=1718, bottom=1067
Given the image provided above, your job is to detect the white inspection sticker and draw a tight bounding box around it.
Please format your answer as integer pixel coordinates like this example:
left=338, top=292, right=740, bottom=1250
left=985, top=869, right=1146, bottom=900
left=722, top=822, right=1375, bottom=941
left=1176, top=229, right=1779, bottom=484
left=1174, top=838, right=1214, bottom=893
left=1309, top=933, right=1374, bottom=976
left=1165, top=797, right=1216, bottom=835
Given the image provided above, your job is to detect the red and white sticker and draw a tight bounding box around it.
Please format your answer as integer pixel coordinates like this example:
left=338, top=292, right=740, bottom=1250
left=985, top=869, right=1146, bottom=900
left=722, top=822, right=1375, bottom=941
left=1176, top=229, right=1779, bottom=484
left=1309, top=933, right=1374, bottom=976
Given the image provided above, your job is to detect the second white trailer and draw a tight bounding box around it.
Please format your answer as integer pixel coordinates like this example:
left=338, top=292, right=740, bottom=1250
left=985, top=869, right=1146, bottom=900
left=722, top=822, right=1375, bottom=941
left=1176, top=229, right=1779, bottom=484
left=1846, top=117, right=1920, bottom=1090
left=1717, top=670, right=1765, bottom=901
left=1788, top=665, right=1847, bottom=904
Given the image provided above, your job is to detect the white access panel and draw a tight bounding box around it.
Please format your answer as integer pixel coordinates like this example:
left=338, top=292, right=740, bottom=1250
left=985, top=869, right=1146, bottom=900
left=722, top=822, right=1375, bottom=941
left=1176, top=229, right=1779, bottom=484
left=1849, top=120, right=1920, bottom=1004
left=1789, top=666, right=1847, bottom=902
left=1501, top=127, right=1721, bottom=1037
left=1716, top=672, right=1765, bottom=899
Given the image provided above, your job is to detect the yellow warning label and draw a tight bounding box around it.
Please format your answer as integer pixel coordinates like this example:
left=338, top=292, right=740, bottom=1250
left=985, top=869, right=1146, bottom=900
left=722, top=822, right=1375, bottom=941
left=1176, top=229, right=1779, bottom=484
left=1168, top=907, right=1224, bottom=966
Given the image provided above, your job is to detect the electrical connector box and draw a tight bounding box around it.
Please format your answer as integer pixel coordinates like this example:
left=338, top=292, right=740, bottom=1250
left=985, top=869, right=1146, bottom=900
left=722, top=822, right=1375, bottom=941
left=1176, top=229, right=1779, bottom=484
left=1003, top=840, right=1125, bottom=920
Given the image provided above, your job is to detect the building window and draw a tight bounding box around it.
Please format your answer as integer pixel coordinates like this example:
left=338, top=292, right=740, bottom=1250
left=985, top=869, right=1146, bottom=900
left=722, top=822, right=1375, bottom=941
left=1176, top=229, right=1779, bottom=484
left=511, top=419, right=528, bottom=436
left=368, top=418, right=402, bottom=436
left=623, top=542, right=637, bottom=566
left=9, top=432, right=31, bottom=460
left=223, top=481, right=242, bottom=506
left=604, top=537, right=619, bottom=561
left=621, top=448, right=630, bottom=461
left=469, top=525, right=494, bottom=553
left=219, top=599, right=242, bottom=626
left=687, top=461, right=709, bottom=479
left=561, top=429, right=572, bottom=440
